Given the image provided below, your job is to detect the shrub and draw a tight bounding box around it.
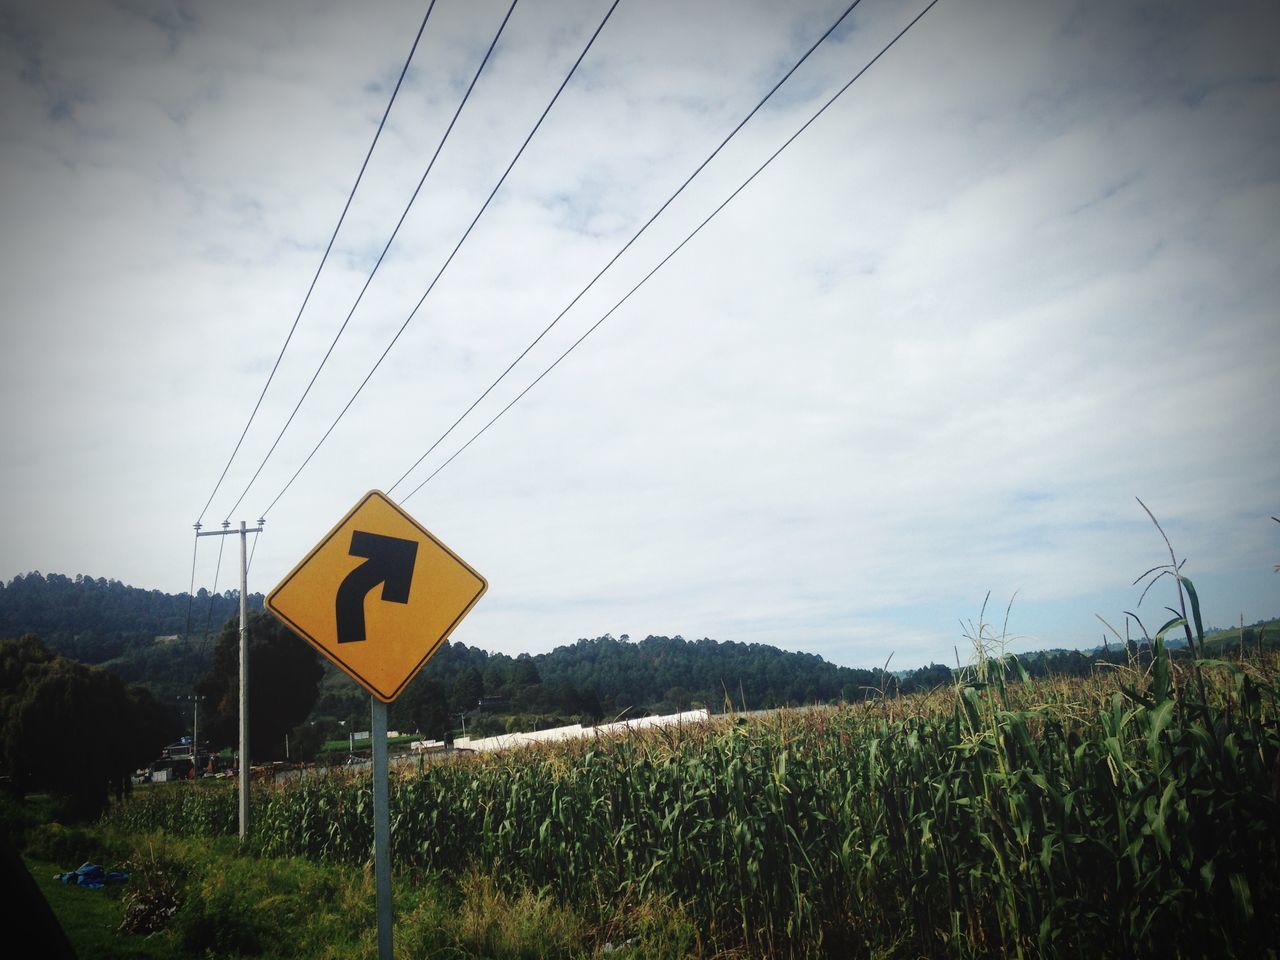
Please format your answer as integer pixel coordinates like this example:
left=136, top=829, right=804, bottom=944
left=23, top=821, right=108, bottom=867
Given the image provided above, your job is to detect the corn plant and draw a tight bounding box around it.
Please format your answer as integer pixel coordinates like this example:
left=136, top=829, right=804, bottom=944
left=107, top=557, right=1280, bottom=958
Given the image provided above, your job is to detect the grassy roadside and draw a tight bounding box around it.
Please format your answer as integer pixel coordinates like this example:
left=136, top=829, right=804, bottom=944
left=19, top=822, right=700, bottom=960
left=25, top=854, right=176, bottom=960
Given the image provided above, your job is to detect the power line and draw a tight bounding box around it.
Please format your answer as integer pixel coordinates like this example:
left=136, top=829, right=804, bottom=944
left=256, top=0, right=620, bottom=520
left=178, top=528, right=202, bottom=690
left=193, top=523, right=229, bottom=680
left=247, top=528, right=261, bottom=575
left=399, top=0, right=941, bottom=502
left=195, top=0, right=438, bottom=526
left=385, top=0, right=866, bottom=498
left=220, top=0, right=521, bottom=524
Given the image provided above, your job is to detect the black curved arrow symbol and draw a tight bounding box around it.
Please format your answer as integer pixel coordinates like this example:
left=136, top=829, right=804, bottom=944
left=336, top=531, right=418, bottom=644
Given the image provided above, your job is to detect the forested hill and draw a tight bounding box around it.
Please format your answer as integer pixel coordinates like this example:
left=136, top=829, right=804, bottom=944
left=537, top=634, right=882, bottom=712
left=311, top=632, right=912, bottom=741
left=0, top=571, right=263, bottom=668
left=10, top=570, right=1271, bottom=731
left=410, top=633, right=892, bottom=723
left=0, top=570, right=909, bottom=718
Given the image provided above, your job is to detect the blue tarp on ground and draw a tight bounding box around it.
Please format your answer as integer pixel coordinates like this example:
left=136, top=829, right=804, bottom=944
left=53, top=862, right=129, bottom=889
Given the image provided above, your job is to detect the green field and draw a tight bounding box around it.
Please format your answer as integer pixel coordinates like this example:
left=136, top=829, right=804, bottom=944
left=85, top=636, right=1279, bottom=959
left=319, top=733, right=422, bottom=755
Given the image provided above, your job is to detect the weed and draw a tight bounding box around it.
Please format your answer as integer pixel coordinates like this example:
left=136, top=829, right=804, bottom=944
left=119, top=837, right=186, bottom=935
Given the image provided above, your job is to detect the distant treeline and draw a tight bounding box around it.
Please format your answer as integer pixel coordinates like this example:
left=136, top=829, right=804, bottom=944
left=279, top=622, right=1280, bottom=742
left=0, top=572, right=264, bottom=700
left=2, top=570, right=1275, bottom=750
left=0, top=571, right=263, bottom=661
left=353, top=633, right=906, bottom=742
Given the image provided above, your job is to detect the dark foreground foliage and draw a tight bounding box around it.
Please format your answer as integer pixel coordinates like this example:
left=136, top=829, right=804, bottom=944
left=0, top=636, right=172, bottom=818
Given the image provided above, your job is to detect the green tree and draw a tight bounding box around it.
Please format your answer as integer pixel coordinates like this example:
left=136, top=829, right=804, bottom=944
left=196, top=612, right=324, bottom=761
left=512, top=656, right=541, bottom=688
left=0, top=635, right=174, bottom=818
left=394, top=676, right=449, bottom=739
left=665, top=685, right=692, bottom=712
left=450, top=667, right=483, bottom=715
left=286, top=722, right=325, bottom=763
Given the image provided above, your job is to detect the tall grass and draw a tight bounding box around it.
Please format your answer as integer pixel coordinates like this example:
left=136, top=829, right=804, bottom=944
left=108, top=637, right=1280, bottom=958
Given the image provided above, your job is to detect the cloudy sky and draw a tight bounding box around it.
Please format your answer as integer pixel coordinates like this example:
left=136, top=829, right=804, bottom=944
left=2, top=0, right=1277, bottom=670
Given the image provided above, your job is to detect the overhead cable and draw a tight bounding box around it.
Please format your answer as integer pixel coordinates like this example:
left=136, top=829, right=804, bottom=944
left=178, top=530, right=202, bottom=690
left=399, top=0, right=942, bottom=502
left=224, top=0, right=521, bottom=523
left=194, top=525, right=229, bottom=677
left=195, top=0, right=438, bottom=526
left=247, top=528, right=261, bottom=575
left=257, top=0, right=620, bottom=520
left=385, top=0, right=866, bottom=498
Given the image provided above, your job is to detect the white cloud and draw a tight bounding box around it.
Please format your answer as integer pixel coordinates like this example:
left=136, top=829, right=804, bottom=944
left=1, top=0, right=1276, bottom=670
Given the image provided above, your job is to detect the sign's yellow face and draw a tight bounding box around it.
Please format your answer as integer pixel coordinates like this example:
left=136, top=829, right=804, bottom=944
left=265, top=490, right=487, bottom=703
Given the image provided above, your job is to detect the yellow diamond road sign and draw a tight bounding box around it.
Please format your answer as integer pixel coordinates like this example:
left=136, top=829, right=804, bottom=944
left=265, top=490, right=487, bottom=703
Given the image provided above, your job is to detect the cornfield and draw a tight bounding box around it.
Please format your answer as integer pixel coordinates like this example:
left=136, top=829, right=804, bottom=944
left=108, top=639, right=1280, bottom=958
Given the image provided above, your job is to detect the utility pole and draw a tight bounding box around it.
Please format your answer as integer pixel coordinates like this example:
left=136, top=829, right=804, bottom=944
left=195, top=517, right=263, bottom=840
left=178, top=694, right=205, bottom=776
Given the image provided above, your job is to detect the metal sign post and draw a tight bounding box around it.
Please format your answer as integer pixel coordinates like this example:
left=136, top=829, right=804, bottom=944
left=264, top=491, right=487, bottom=960
left=371, top=698, right=392, bottom=959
